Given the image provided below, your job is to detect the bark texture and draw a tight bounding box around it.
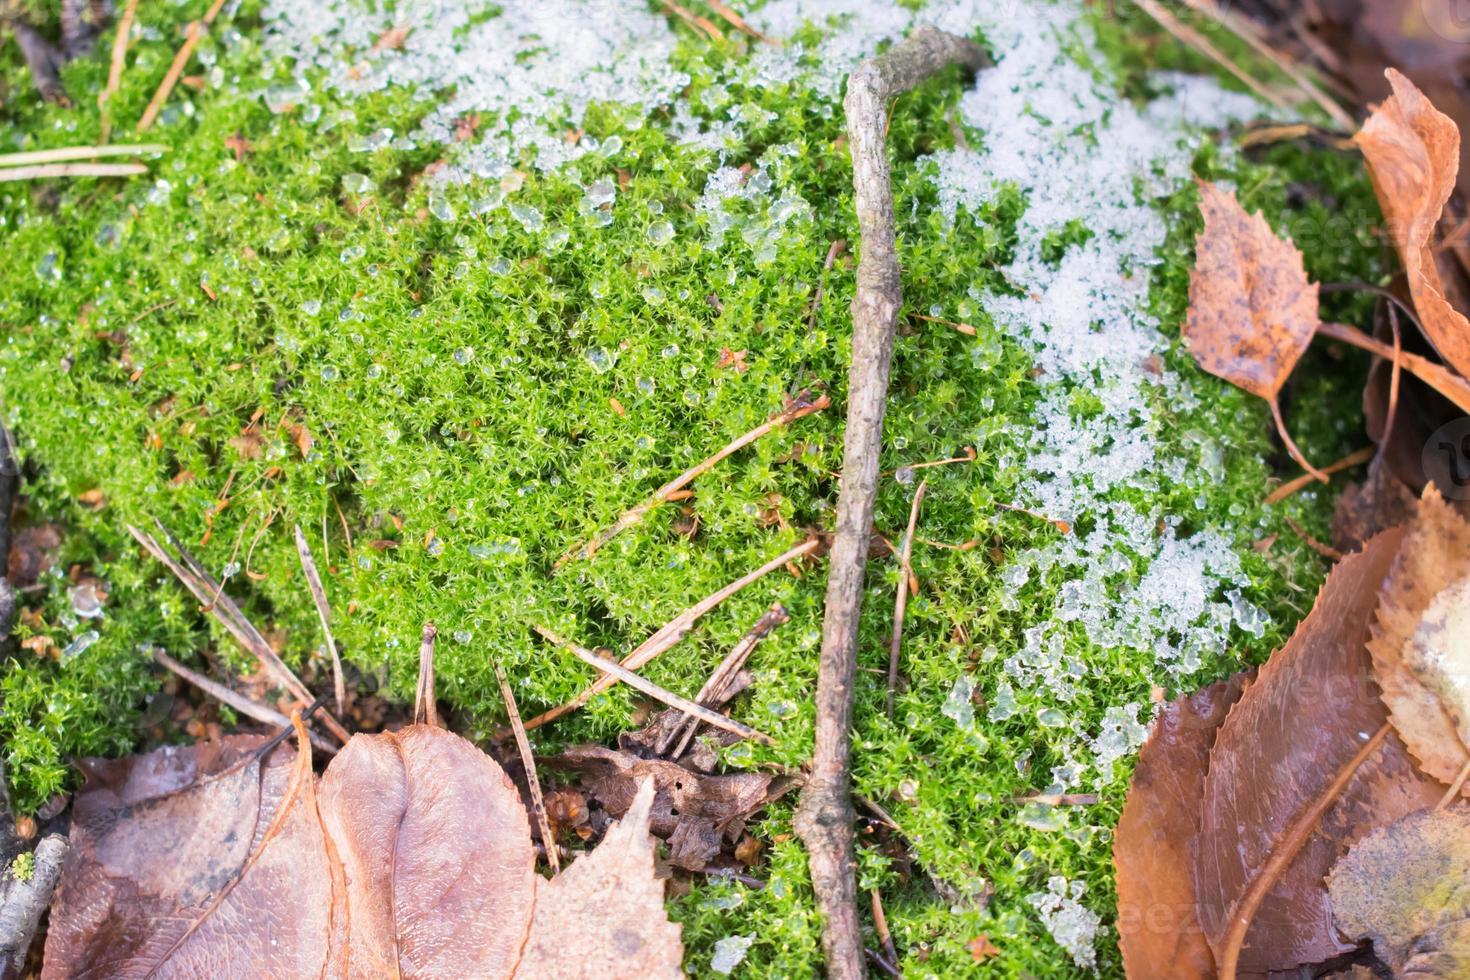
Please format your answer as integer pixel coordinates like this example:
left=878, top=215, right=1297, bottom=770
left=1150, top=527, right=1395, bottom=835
left=1, top=834, right=68, bottom=980
left=794, top=25, right=988, bottom=980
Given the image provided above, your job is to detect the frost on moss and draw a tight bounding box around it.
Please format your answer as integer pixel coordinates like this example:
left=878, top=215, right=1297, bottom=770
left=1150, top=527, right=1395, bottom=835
left=0, top=0, right=1381, bottom=973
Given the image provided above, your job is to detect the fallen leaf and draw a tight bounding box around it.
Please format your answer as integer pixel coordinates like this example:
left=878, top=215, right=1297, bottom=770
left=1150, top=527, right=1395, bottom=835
left=1369, top=486, right=1470, bottom=786
left=372, top=23, right=413, bottom=53
left=45, top=728, right=684, bottom=977
left=1332, top=453, right=1419, bottom=553
left=43, top=737, right=334, bottom=977
left=1193, top=528, right=1445, bottom=974
left=1356, top=69, right=1470, bottom=379
left=229, top=428, right=265, bottom=460
left=1185, top=181, right=1323, bottom=476
left=1327, top=807, right=1470, bottom=977
left=286, top=423, right=313, bottom=458
left=1114, top=672, right=1250, bottom=980
left=76, top=489, right=105, bottom=511
left=516, top=780, right=683, bottom=980
left=7, top=523, right=62, bottom=587
left=715, top=348, right=749, bottom=373
left=967, top=935, right=1000, bottom=962
left=547, top=744, right=797, bottom=872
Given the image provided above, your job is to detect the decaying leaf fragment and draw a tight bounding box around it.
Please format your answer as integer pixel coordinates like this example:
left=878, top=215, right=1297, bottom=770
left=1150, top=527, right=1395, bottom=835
left=1184, top=181, right=1324, bottom=477
left=1356, top=68, right=1470, bottom=380
left=46, top=729, right=685, bottom=978
left=1369, top=486, right=1470, bottom=787
left=1193, top=529, right=1444, bottom=975
left=1114, top=673, right=1249, bottom=980
left=1328, top=807, right=1470, bottom=977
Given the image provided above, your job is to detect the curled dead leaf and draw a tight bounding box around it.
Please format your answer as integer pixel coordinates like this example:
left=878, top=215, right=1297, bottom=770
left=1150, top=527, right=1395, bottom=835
left=1328, top=806, right=1470, bottom=977
left=1356, top=69, right=1470, bottom=380
left=1369, top=486, right=1470, bottom=787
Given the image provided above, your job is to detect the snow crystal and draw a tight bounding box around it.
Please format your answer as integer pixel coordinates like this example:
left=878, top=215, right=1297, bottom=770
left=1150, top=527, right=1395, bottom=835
left=1090, top=704, right=1148, bottom=780
left=941, top=674, right=977, bottom=729
left=1027, top=876, right=1102, bottom=969
left=710, top=934, right=756, bottom=975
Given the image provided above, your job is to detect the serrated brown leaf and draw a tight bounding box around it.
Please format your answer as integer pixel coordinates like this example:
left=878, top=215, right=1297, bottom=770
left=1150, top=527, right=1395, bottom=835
left=517, top=779, right=683, bottom=979
left=1185, top=181, right=1320, bottom=403
left=1369, top=486, right=1470, bottom=786
left=317, top=725, right=537, bottom=977
left=43, top=737, right=334, bottom=978
left=1114, top=672, right=1249, bottom=980
left=1356, top=69, right=1470, bottom=379
left=1193, top=529, right=1445, bottom=974
left=1328, top=807, right=1470, bottom=977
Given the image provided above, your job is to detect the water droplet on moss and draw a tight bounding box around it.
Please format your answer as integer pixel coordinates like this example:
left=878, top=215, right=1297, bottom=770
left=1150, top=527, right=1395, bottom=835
left=320, top=365, right=339, bottom=382
left=342, top=173, right=373, bottom=194
left=646, top=220, right=674, bottom=246
left=585, top=347, right=613, bottom=373
left=62, top=630, right=100, bottom=660
left=510, top=203, right=543, bottom=232
left=636, top=376, right=655, bottom=395
left=429, top=194, right=456, bottom=222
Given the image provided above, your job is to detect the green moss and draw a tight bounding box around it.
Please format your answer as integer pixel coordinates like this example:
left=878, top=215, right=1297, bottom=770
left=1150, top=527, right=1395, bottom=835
left=0, top=2, right=1383, bottom=975
left=7, top=850, right=36, bottom=883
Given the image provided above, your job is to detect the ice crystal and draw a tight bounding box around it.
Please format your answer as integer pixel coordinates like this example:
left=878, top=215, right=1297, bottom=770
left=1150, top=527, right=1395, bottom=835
left=1027, top=876, right=1101, bottom=969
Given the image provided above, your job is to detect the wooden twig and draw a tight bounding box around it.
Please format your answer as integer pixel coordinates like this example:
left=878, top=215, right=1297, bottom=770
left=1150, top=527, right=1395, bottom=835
left=522, top=538, right=818, bottom=734
left=1129, top=0, right=1289, bottom=110
left=1264, top=445, right=1373, bottom=504
left=0, top=143, right=164, bottom=168
left=127, top=523, right=351, bottom=744
left=414, top=623, right=438, bottom=727
left=0, top=162, right=147, bottom=182
left=870, top=890, right=898, bottom=969
left=494, top=660, right=561, bottom=873
left=795, top=26, right=989, bottom=980
left=98, top=0, right=141, bottom=141
left=886, top=480, right=926, bottom=718
left=661, top=602, right=790, bottom=758
left=293, top=524, right=345, bottom=715
left=910, top=312, right=976, bottom=336
left=556, top=394, right=830, bottom=567
left=0, top=421, right=17, bottom=641
left=152, top=648, right=337, bottom=754
left=659, top=0, right=723, bottom=42
left=136, top=0, right=229, bottom=132
left=0, top=833, right=68, bottom=975
left=1283, top=515, right=1343, bottom=561
left=536, top=626, right=774, bottom=745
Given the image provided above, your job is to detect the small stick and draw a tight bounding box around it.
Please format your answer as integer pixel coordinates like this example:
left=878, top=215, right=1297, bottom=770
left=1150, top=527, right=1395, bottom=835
left=1268, top=397, right=1328, bottom=484
left=1129, top=0, right=1289, bottom=110
left=556, top=394, right=830, bottom=567
left=1284, top=515, right=1343, bottom=561
left=886, top=480, right=927, bottom=718
left=658, top=0, right=724, bottom=42
left=0, top=834, right=69, bottom=976
left=521, top=538, right=818, bottom=733
left=997, top=500, right=1071, bottom=534
left=1317, top=321, right=1470, bottom=414
left=137, top=0, right=230, bottom=132
left=493, top=660, right=560, bottom=873
left=807, top=240, right=848, bottom=330
left=865, top=948, right=901, bottom=979
left=661, top=602, right=790, bottom=758
left=910, top=312, right=976, bottom=336
left=1013, top=792, right=1100, bottom=806
left=414, top=623, right=438, bottom=727
left=536, top=626, right=774, bottom=746
left=152, top=648, right=337, bottom=753
left=1264, top=445, right=1373, bottom=504
left=293, top=524, right=346, bottom=716
left=705, top=0, right=780, bottom=45
left=0, top=163, right=147, bottom=182
left=98, top=0, right=142, bottom=141
left=128, top=523, right=351, bottom=744
left=882, top=447, right=974, bottom=476
left=0, top=143, right=165, bottom=168
left=870, top=890, right=899, bottom=969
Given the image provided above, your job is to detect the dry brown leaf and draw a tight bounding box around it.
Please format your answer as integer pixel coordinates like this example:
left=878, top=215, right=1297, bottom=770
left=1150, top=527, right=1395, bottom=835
left=45, top=729, right=684, bottom=977
left=1114, top=672, right=1249, bottom=980
left=1193, top=528, right=1445, bottom=974
left=43, top=737, right=333, bottom=977
left=1327, top=807, right=1470, bottom=977
left=1369, top=486, right=1470, bottom=786
left=1332, top=453, right=1419, bottom=553
left=1185, top=181, right=1324, bottom=477
left=372, top=23, right=413, bottom=53
left=1356, top=69, right=1470, bottom=379
left=317, top=725, right=537, bottom=976
left=517, top=779, right=683, bottom=979
left=7, top=523, right=62, bottom=587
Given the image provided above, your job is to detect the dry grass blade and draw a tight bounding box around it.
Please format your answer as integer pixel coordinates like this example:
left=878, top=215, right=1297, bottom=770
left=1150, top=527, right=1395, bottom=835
left=661, top=602, right=790, bottom=758
left=523, top=538, right=818, bottom=733
left=137, top=0, right=230, bottom=132
left=292, top=524, right=345, bottom=715
left=1129, top=0, right=1288, bottom=110
left=492, top=661, right=559, bottom=874
left=0, top=144, right=165, bottom=167
left=414, top=622, right=438, bottom=727
left=535, top=626, right=774, bottom=746
left=704, top=0, right=779, bottom=45
left=911, top=312, right=977, bottom=336
left=807, top=239, right=847, bottom=330
left=127, top=523, right=350, bottom=744
left=658, top=0, right=724, bottom=42
left=98, top=0, right=141, bottom=141
left=1265, top=445, right=1374, bottom=504
left=0, top=163, right=147, bottom=182
left=556, top=393, right=829, bottom=567
left=151, top=648, right=337, bottom=755
left=886, top=480, right=927, bottom=718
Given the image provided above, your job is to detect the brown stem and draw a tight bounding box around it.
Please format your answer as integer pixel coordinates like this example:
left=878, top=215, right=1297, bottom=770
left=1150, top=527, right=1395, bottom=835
left=136, top=0, right=228, bottom=132
left=99, top=0, right=141, bottom=142
left=1268, top=397, right=1327, bottom=484
left=1218, top=721, right=1389, bottom=980
left=886, top=479, right=926, bottom=718
left=413, top=623, right=438, bottom=727
left=1317, top=321, right=1470, bottom=414
left=795, top=25, right=989, bottom=980
left=1264, top=445, right=1373, bottom=504
left=293, top=524, right=346, bottom=716
left=493, top=660, right=560, bottom=874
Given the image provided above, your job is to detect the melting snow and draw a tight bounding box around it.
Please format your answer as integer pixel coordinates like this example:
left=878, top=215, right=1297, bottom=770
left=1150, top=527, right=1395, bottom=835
left=1028, top=876, right=1103, bottom=968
